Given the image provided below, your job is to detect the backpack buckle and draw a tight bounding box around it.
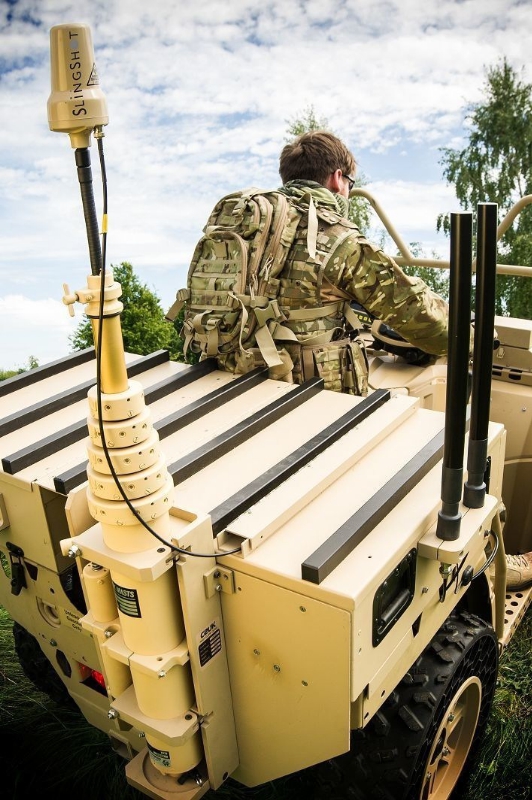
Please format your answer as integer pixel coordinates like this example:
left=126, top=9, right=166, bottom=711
left=254, top=299, right=282, bottom=328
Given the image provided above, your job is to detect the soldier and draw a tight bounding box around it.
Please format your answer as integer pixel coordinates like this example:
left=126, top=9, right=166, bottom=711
left=270, top=129, right=450, bottom=393
left=173, top=130, right=452, bottom=395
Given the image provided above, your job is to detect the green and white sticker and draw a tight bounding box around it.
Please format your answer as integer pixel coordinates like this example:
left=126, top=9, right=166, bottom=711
left=0, top=550, right=11, bottom=579
left=148, top=742, right=171, bottom=768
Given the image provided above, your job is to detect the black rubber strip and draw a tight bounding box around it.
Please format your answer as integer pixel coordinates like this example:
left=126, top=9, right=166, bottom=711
left=0, top=348, right=95, bottom=398
left=210, top=389, right=391, bottom=534
left=301, top=427, right=445, bottom=585
left=2, top=360, right=218, bottom=475
left=154, top=367, right=269, bottom=437
left=49, top=366, right=266, bottom=491
left=0, top=350, right=169, bottom=438
left=167, top=378, right=325, bottom=485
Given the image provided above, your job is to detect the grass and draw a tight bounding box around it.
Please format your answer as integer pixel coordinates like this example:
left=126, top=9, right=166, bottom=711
left=458, top=608, right=532, bottom=800
left=1, top=605, right=531, bottom=800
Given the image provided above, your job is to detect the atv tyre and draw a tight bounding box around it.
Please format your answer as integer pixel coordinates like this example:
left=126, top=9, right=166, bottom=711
left=13, top=622, right=74, bottom=706
left=310, top=611, right=498, bottom=800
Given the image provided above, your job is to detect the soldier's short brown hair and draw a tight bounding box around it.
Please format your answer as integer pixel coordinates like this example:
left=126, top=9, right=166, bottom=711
left=279, top=130, right=356, bottom=185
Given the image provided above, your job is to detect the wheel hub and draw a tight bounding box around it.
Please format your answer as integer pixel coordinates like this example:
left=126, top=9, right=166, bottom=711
left=421, top=676, right=483, bottom=799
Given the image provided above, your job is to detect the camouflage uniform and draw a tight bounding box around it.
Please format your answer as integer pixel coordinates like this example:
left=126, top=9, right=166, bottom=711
left=188, top=180, right=450, bottom=395
left=276, top=180, right=449, bottom=357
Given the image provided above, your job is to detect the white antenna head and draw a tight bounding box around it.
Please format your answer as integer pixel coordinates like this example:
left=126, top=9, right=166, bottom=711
left=47, top=23, right=109, bottom=148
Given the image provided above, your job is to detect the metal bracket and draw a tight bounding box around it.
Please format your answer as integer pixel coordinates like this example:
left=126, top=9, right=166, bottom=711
left=203, top=566, right=235, bottom=598
left=0, top=494, right=9, bottom=531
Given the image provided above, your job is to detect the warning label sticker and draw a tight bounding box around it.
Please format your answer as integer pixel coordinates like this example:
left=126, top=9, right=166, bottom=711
left=147, top=742, right=171, bottom=768
left=113, top=582, right=141, bottom=618
left=197, top=618, right=222, bottom=668
left=87, top=64, right=100, bottom=86
left=64, top=608, right=82, bottom=632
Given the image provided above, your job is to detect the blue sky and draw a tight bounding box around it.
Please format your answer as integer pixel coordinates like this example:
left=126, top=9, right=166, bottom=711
left=0, top=0, right=531, bottom=370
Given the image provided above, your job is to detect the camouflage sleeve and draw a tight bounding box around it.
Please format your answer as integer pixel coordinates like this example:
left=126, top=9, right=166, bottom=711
left=329, top=237, right=450, bottom=356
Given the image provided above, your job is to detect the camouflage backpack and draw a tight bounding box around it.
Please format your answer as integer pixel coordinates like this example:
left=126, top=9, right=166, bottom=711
left=166, top=188, right=303, bottom=371
left=167, top=187, right=368, bottom=393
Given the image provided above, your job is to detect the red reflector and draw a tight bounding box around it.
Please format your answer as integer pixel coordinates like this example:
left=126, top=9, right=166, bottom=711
left=78, top=663, right=92, bottom=681
left=91, top=669, right=106, bottom=688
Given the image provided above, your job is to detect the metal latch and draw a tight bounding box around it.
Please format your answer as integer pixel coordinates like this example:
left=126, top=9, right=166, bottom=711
left=203, top=566, right=235, bottom=597
left=7, top=542, right=27, bottom=596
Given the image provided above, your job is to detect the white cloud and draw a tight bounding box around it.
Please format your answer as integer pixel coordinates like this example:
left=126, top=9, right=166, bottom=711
left=0, top=295, right=79, bottom=371
left=1, top=0, right=531, bottom=368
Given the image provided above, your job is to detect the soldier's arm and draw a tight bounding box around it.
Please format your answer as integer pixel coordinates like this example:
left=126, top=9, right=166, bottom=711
left=332, top=239, right=451, bottom=357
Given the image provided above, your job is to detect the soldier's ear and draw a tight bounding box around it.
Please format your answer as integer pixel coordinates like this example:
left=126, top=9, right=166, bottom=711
left=325, top=169, right=343, bottom=193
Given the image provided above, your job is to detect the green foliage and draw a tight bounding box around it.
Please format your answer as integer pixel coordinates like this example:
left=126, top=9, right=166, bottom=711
left=0, top=355, right=39, bottom=381
left=402, top=242, right=450, bottom=300
left=346, top=191, right=372, bottom=237
left=70, top=262, right=191, bottom=362
left=438, top=59, right=532, bottom=318
left=284, top=105, right=329, bottom=139
left=284, top=105, right=372, bottom=235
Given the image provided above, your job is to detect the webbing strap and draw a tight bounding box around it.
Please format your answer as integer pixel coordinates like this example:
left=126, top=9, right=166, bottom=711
left=286, top=301, right=341, bottom=322
left=166, top=288, right=191, bottom=322
left=302, top=346, right=315, bottom=378
left=299, top=330, right=337, bottom=345
left=259, top=193, right=290, bottom=273
left=343, top=303, right=364, bottom=331
left=255, top=323, right=284, bottom=367
left=307, top=195, right=318, bottom=260
left=270, top=322, right=299, bottom=342
left=229, top=292, right=252, bottom=357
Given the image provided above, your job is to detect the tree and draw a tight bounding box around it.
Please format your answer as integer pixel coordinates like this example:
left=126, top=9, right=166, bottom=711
left=284, top=105, right=372, bottom=235
left=70, top=262, right=190, bottom=362
left=0, top=356, right=39, bottom=381
left=284, top=105, right=329, bottom=138
left=438, top=59, right=532, bottom=318
left=402, top=243, right=450, bottom=300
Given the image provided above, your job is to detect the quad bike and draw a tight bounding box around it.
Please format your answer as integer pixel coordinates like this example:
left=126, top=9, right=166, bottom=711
left=0, top=22, right=531, bottom=800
